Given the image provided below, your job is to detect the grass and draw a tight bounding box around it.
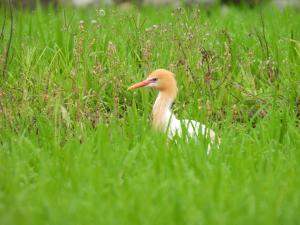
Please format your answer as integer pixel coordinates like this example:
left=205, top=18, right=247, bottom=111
left=0, top=4, right=300, bottom=225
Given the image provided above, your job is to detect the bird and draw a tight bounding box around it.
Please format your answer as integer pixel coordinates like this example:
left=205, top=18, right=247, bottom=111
left=128, top=69, right=220, bottom=152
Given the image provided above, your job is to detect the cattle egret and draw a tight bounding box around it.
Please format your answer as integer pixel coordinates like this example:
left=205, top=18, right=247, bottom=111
left=128, top=69, right=220, bottom=152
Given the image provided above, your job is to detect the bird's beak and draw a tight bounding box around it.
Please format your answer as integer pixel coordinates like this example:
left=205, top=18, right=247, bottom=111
left=127, top=79, right=151, bottom=91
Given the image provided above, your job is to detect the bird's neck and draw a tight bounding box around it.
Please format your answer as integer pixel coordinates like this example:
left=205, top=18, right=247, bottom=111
left=152, top=90, right=177, bottom=130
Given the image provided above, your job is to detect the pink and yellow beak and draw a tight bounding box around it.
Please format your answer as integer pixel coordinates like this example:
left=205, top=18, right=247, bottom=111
left=127, top=79, right=151, bottom=91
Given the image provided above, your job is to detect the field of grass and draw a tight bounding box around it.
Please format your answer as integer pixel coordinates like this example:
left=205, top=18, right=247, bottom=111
left=0, top=4, right=300, bottom=225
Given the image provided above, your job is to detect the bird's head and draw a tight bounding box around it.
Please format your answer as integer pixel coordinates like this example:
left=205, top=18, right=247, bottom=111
left=128, top=69, right=177, bottom=95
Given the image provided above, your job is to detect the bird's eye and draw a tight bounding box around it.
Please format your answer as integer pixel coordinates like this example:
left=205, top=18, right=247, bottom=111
left=151, top=78, right=158, bottom=82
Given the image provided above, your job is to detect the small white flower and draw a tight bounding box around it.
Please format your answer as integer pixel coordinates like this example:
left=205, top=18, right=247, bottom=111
left=98, top=9, right=105, bottom=17
left=91, top=19, right=97, bottom=24
left=79, top=20, right=84, bottom=24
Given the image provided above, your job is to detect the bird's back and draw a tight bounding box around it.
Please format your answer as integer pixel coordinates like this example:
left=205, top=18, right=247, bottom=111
left=166, top=114, right=219, bottom=152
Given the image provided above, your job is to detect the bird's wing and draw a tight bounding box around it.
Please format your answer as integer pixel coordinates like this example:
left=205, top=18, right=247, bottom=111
left=182, top=119, right=218, bottom=143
